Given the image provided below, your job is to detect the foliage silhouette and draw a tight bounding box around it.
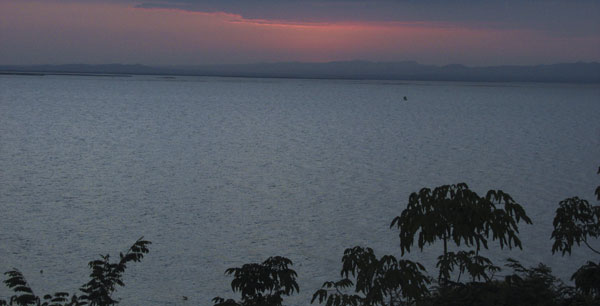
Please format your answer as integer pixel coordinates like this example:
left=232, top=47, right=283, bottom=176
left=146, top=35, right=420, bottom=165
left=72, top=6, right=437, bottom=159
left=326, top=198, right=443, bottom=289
left=2, top=270, right=38, bottom=306
left=551, top=197, right=600, bottom=256
left=79, top=237, right=151, bottom=305
left=421, top=258, right=580, bottom=306
left=311, top=246, right=430, bottom=306
left=3, top=170, right=598, bottom=305
left=551, top=167, right=600, bottom=301
left=435, top=251, right=500, bottom=283
left=213, top=256, right=299, bottom=306
left=1, top=237, right=150, bottom=306
left=390, top=183, right=532, bottom=284
left=570, top=261, right=600, bottom=298
left=596, top=167, right=600, bottom=201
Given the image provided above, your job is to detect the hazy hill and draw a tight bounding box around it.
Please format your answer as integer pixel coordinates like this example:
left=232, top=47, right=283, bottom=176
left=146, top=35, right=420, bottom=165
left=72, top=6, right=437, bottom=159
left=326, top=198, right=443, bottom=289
left=1, top=61, right=599, bottom=83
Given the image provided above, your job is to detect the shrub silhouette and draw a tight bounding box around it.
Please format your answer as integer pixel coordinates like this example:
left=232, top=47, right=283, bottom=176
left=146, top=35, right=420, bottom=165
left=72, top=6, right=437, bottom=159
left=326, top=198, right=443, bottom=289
left=421, top=259, right=576, bottom=306
left=1, top=237, right=150, bottom=306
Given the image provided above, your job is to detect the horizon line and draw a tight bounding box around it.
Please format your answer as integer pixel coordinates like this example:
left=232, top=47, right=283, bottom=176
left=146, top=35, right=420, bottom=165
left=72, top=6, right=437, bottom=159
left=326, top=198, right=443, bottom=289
left=2, top=60, right=600, bottom=68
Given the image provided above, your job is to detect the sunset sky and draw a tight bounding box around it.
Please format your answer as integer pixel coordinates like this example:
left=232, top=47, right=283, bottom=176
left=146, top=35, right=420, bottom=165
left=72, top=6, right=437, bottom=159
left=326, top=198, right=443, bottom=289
left=1, top=0, right=599, bottom=66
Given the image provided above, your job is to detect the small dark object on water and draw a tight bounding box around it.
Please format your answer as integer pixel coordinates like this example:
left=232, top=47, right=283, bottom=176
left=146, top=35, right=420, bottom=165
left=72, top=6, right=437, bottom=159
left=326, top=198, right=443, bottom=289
left=403, top=96, right=408, bottom=101
left=182, top=296, right=188, bottom=301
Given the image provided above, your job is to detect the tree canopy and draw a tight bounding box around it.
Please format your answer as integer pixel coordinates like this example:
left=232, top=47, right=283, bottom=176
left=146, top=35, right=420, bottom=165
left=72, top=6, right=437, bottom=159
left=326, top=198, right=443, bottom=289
left=213, top=256, right=299, bottom=306
left=390, top=183, right=532, bottom=283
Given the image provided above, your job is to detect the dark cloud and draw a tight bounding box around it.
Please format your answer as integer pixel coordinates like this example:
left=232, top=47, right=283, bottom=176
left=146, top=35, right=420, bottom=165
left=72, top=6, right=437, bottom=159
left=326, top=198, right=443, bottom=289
left=133, top=0, right=600, bottom=35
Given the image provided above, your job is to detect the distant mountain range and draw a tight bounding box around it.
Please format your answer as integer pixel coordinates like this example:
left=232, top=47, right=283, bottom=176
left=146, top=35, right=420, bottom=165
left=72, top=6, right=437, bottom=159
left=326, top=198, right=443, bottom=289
left=1, top=61, right=599, bottom=83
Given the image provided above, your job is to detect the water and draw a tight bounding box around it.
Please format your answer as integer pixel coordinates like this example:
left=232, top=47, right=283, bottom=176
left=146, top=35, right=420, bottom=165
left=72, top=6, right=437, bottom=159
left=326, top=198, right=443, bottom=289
left=0, top=75, right=599, bottom=305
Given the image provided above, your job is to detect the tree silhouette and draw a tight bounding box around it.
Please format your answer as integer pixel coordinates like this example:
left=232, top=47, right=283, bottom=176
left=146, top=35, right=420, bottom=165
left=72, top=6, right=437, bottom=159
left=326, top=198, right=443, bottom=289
left=551, top=197, right=600, bottom=256
left=213, top=256, right=299, bottom=306
left=551, top=167, right=600, bottom=299
left=311, top=246, right=430, bottom=306
left=390, top=183, right=531, bottom=284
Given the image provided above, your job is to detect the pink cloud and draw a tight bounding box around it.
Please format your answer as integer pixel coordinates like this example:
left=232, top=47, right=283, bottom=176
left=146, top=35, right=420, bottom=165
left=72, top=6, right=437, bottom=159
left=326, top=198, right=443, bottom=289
left=1, top=0, right=598, bottom=65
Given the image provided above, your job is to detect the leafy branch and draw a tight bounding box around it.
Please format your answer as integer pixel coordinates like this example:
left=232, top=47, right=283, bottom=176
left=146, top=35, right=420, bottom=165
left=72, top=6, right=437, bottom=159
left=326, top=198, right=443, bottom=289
left=1, top=237, right=151, bottom=306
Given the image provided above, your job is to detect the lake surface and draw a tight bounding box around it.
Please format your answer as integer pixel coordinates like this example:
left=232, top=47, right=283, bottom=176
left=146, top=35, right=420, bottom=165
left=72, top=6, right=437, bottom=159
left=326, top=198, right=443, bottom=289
left=1, top=75, right=599, bottom=305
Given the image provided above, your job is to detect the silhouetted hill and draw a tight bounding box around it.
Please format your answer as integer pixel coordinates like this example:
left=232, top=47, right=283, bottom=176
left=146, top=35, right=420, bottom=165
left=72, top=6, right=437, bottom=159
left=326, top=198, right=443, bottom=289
left=1, top=61, right=599, bottom=83
left=0, top=64, right=156, bottom=76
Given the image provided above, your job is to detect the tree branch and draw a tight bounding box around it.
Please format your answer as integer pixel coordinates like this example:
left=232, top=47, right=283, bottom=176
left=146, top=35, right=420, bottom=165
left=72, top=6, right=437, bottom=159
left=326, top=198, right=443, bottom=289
left=583, top=239, right=600, bottom=255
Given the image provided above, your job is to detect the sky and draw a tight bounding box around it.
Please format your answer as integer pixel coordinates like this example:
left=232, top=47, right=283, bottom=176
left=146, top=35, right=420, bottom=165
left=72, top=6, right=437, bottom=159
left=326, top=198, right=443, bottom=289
left=0, top=0, right=599, bottom=66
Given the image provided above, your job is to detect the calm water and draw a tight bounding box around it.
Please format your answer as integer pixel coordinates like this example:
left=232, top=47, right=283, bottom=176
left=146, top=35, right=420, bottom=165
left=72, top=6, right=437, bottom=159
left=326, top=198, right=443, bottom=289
left=1, top=75, right=599, bottom=305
